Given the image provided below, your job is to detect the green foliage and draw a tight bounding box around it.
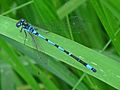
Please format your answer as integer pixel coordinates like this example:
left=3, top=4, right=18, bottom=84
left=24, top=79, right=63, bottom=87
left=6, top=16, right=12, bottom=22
left=0, top=0, right=120, bottom=90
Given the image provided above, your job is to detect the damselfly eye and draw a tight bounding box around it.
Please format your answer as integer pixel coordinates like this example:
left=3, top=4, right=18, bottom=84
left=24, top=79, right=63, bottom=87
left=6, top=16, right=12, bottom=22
left=16, top=21, right=22, bottom=28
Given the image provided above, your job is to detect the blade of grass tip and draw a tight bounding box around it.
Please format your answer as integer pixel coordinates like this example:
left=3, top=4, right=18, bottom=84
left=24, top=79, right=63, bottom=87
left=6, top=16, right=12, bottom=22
left=1, top=0, right=33, bottom=15
left=57, top=0, right=86, bottom=19
left=0, top=38, right=40, bottom=90
left=72, top=73, right=87, bottom=90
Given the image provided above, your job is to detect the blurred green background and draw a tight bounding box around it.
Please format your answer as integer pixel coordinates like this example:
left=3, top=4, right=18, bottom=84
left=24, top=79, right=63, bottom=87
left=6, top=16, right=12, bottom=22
left=0, top=0, right=120, bottom=90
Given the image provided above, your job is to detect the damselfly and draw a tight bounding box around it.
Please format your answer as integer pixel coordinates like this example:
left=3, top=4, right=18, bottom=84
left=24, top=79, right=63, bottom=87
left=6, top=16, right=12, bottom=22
left=16, top=19, right=97, bottom=72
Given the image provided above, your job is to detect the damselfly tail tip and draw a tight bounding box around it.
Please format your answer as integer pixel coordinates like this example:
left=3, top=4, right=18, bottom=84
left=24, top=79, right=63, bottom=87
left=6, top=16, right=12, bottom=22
left=91, top=68, right=97, bottom=72
left=86, top=64, right=97, bottom=73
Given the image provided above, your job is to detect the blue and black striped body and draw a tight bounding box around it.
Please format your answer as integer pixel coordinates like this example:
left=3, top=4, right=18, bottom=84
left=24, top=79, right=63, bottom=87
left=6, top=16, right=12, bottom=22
left=16, top=19, right=97, bottom=72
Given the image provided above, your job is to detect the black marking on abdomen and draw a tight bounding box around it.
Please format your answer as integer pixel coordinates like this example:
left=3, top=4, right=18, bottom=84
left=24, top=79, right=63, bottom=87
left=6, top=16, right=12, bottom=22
left=70, top=54, right=87, bottom=66
left=45, top=39, right=48, bottom=41
left=54, top=44, right=59, bottom=48
left=30, top=27, right=34, bottom=33
left=35, top=32, right=39, bottom=36
left=31, top=29, right=34, bottom=33
left=24, top=24, right=30, bottom=30
left=64, top=50, right=69, bottom=54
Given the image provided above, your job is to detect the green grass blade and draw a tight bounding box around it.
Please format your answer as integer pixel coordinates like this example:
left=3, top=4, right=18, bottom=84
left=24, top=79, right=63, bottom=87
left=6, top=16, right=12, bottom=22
left=73, top=2, right=104, bottom=49
left=26, top=59, right=60, bottom=90
left=1, top=1, right=33, bottom=16
left=0, top=38, right=40, bottom=90
left=90, top=0, right=120, bottom=55
left=102, top=0, right=120, bottom=21
left=0, top=66, right=15, bottom=90
left=5, top=34, right=88, bottom=90
left=72, top=73, right=87, bottom=90
left=0, top=16, right=120, bottom=89
left=0, top=17, right=88, bottom=89
left=57, top=0, right=86, bottom=19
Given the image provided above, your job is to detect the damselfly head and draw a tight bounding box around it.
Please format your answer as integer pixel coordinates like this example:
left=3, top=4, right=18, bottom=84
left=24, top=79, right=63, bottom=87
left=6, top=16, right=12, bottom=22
left=16, top=19, right=26, bottom=28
